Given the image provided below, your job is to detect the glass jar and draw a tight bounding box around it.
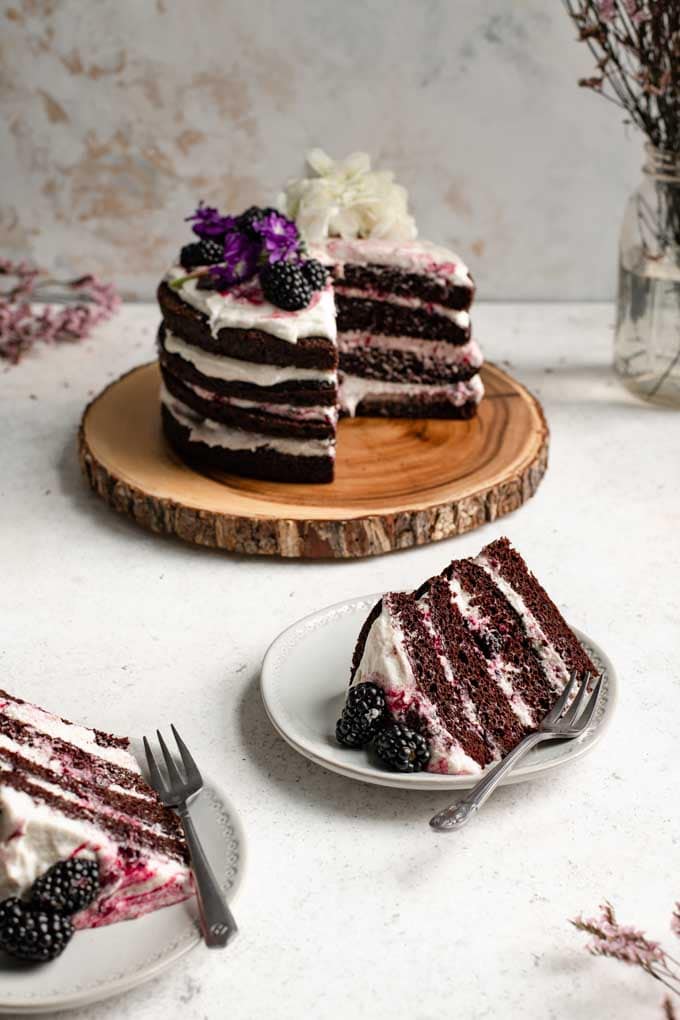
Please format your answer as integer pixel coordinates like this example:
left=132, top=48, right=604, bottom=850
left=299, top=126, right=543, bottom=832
left=615, top=145, right=680, bottom=407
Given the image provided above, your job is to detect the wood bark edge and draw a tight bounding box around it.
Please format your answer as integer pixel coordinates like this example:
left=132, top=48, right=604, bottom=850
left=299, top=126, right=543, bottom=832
left=78, top=405, right=549, bottom=560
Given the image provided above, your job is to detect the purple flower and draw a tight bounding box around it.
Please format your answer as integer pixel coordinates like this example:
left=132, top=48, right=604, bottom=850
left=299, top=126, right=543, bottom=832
left=186, top=202, right=237, bottom=239
left=597, top=0, right=615, bottom=20
left=209, top=232, right=260, bottom=287
left=253, top=211, right=300, bottom=263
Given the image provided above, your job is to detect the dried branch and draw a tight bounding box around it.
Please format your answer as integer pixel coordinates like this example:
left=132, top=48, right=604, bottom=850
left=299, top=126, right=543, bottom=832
left=0, top=260, right=120, bottom=365
left=563, top=0, right=680, bottom=152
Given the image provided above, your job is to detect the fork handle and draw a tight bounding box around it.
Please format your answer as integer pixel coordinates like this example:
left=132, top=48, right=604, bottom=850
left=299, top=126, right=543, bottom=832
left=429, top=732, right=544, bottom=831
left=178, top=806, right=238, bottom=948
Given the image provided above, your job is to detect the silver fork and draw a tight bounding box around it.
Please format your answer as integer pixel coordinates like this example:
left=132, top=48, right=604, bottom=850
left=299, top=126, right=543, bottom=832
left=429, top=671, right=603, bottom=832
left=143, top=726, right=238, bottom=947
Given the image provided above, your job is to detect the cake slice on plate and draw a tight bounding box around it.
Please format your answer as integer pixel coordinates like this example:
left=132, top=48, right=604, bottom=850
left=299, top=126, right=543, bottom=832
left=341, top=538, right=597, bottom=774
left=0, top=689, right=193, bottom=930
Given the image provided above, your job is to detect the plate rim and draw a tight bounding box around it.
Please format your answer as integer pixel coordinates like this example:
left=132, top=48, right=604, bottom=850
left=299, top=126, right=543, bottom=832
left=0, top=780, right=246, bottom=1015
left=260, top=592, right=617, bottom=792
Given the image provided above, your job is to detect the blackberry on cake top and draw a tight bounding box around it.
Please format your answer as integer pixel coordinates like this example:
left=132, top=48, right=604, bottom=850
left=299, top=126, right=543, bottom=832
left=261, top=262, right=312, bottom=311
left=173, top=202, right=329, bottom=311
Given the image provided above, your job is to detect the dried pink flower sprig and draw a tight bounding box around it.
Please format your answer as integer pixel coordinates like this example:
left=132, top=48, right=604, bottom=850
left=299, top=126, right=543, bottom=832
left=563, top=1, right=680, bottom=153
left=572, top=900, right=680, bottom=1011
left=0, top=260, right=120, bottom=365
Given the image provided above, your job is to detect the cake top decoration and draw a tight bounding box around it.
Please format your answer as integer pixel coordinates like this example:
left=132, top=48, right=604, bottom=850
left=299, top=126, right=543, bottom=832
left=279, top=149, right=418, bottom=244
left=172, top=203, right=329, bottom=311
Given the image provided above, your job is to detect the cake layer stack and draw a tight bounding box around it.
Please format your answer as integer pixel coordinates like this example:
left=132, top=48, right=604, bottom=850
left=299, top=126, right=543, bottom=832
left=0, top=689, right=193, bottom=928
left=322, top=237, right=484, bottom=418
left=158, top=269, right=338, bottom=484
left=348, top=538, right=597, bottom=774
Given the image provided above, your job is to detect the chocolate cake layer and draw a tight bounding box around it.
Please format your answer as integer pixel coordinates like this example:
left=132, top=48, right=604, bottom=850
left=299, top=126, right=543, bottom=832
left=338, top=263, right=474, bottom=311
left=161, top=365, right=335, bottom=440
left=158, top=283, right=337, bottom=369
left=162, top=405, right=334, bottom=484
left=336, top=295, right=470, bottom=344
left=338, top=346, right=479, bottom=385
left=158, top=331, right=338, bottom=406
left=343, top=393, right=479, bottom=420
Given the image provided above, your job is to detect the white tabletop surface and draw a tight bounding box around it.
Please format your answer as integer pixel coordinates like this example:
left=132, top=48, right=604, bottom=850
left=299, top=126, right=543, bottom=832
left=2, top=302, right=679, bottom=1020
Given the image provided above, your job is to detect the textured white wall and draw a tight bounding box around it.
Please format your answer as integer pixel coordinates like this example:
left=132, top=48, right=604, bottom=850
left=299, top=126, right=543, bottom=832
left=1, top=0, right=642, bottom=300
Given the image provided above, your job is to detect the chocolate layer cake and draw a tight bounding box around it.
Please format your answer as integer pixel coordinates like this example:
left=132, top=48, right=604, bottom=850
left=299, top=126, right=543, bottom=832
left=347, top=538, right=597, bottom=774
left=159, top=206, right=338, bottom=483
left=321, top=237, right=484, bottom=418
left=0, top=690, right=193, bottom=928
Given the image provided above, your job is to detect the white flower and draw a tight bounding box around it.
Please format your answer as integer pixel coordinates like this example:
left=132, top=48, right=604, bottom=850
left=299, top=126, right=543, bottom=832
left=279, top=150, right=417, bottom=243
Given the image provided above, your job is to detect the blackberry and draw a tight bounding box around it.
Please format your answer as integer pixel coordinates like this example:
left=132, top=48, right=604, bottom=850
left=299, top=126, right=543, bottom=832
left=197, top=238, right=225, bottom=265
left=0, top=898, right=74, bottom=962
left=238, top=205, right=279, bottom=238
left=374, top=724, right=431, bottom=773
left=261, top=262, right=312, bottom=311
left=346, top=682, right=386, bottom=719
left=335, top=712, right=374, bottom=749
left=180, top=242, right=204, bottom=270
left=335, top=682, right=386, bottom=748
left=31, top=857, right=100, bottom=916
left=300, top=259, right=329, bottom=292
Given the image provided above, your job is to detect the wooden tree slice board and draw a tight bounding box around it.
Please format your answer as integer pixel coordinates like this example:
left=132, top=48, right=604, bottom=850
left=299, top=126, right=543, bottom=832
left=79, top=362, right=549, bottom=559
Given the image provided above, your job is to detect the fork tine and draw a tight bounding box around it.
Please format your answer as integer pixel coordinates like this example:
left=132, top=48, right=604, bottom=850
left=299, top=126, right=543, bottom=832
left=562, top=671, right=592, bottom=725
left=143, top=736, right=167, bottom=793
left=544, top=671, right=579, bottom=724
left=570, top=676, right=603, bottom=732
left=171, top=724, right=202, bottom=786
left=157, top=729, right=184, bottom=787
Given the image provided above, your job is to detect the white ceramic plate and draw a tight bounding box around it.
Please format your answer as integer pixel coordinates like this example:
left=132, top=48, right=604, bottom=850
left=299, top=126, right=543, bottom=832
left=0, top=781, right=245, bottom=1015
left=261, top=593, right=617, bottom=791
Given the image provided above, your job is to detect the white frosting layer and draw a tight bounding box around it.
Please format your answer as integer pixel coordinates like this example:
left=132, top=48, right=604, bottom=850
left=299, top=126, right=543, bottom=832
left=339, top=372, right=484, bottom=417
left=185, top=380, right=338, bottom=425
left=319, top=238, right=473, bottom=289
left=334, top=285, right=471, bottom=328
left=351, top=600, right=481, bottom=775
left=338, top=331, right=484, bottom=369
left=0, top=695, right=193, bottom=928
left=0, top=782, right=113, bottom=901
left=166, top=267, right=337, bottom=345
left=163, top=330, right=337, bottom=388
left=162, top=386, right=335, bottom=458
